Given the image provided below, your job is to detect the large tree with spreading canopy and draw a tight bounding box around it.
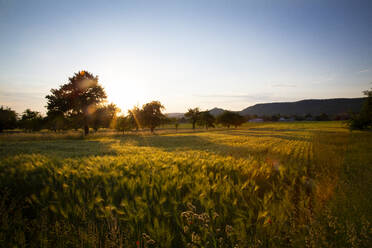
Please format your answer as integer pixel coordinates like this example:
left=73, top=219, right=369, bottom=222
left=45, top=71, right=107, bottom=135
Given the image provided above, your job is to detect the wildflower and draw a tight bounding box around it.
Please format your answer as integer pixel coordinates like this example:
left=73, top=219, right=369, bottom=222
left=142, top=233, right=150, bottom=240
left=136, top=240, right=140, bottom=247
left=147, top=239, right=156, bottom=245
left=225, top=225, right=233, bottom=235
left=187, top=202, right=196, bottom=212
left=218, top=237, right=224, bottom=244
left=191, top=232, right=200, bottom=243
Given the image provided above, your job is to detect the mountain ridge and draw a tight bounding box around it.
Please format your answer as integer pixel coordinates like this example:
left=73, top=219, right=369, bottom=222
left=240, top=97, right=365, bottom=116
left=166, top=97, right=365, bottom=117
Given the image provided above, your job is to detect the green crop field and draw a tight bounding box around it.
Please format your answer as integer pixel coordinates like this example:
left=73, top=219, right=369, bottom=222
left=0, top=121, right=371, bottom=247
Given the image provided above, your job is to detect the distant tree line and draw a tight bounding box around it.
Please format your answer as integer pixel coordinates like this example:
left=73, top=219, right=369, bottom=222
left=0, top=71, right=370, bottom=133
left=243, top=112, right=348, bottom=122
left=182, top=108, right=246, bottom=130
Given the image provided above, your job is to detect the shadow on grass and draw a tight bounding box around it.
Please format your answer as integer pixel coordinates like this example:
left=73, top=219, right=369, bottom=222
left=0, top=129, right=310, bottom=161
left=0, top=139, right=118, bottom=158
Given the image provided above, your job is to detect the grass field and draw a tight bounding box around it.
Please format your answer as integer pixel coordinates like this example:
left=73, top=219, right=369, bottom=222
left=0, top=122, right=371, bottom=247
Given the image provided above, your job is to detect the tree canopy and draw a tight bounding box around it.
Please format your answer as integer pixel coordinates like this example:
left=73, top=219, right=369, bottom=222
left=91, top=103, right=119, bottom=131
left=185, top=108, right=200, bottom=130
left=19, top=109, right=44, bottom=132
left=197, top=111, right=215, bottom=129
left=45, top=70, right=107, bottom=135
left=217, top=111, right=245, bottom=128
left=348, top=88, right=372, bottom=130
left=141, top=101, right=166, bottom=133
left=0, top=106, right=17, bottom=132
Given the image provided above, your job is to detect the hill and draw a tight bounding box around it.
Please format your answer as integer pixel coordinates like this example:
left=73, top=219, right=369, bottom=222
left=240, top=98, right=365, bottom=116
left=208, top=107, right=226, bottom=117
left=165, top=113, right=184, bottom=118
left=167, top=108, right=227, bottom=118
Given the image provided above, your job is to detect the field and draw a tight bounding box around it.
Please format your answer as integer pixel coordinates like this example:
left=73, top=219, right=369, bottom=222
left=0, top=122, right=371, bottom=247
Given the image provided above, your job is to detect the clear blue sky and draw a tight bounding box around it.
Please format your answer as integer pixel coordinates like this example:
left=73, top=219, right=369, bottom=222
left=1, top=0, right=371, bottom=114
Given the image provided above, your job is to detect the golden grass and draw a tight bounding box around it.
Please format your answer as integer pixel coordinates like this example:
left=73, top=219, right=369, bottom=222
left=0, top=121, right=371, bottom=247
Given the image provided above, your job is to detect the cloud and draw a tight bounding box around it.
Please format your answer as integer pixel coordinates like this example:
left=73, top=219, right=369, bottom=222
left=194, top=93, right=293, bottom=103
left=272, top=83, right=296, bottom=88
left=310, top=76, right=335, bottom=85
left=358, top=68, right=370, bottom=73
left=0, top=90, right=45, bottom=99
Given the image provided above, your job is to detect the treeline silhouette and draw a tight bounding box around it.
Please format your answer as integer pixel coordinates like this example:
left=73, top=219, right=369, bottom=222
left=1, top=71, right=371, bottom=133
left=0, top=70, right=247, bottom=134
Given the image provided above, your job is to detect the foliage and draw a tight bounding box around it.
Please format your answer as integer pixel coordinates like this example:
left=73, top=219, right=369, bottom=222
left=115, top=116, right=132, bottom=133
left=185, top=108, right=200, bottom=130
left=19, top=109, right=44, bottom=132
left=315, top=113, right=329, bottom=121
left=44, top=110, right=68, bottom=131
left=197, top=111, right=215, bottom=129
left=216, top=111, right=245, bottom=128
left=0, top=106, right=17, bottom=132
left=126, top=102, right=166, bottom=133
left=128, top=105, right=142, bottom=131
left=348, top=88, right=372, bottom=130
left=141, top=101, right=166, bottom=133
left=91, top=103, right=119, bottom=131
left=45, top=70, right=107, bottom=135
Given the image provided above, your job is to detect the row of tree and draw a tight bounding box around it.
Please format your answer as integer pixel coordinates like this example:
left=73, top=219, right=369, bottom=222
left=1, top=71, right=370, bottom=133
left=0, top=70, right=247, bottom=134
left=0, top=105, right=118, bottom=133
left=184, top=108, right=245, bottom=129
left=0, top=104, right=246, bottom=134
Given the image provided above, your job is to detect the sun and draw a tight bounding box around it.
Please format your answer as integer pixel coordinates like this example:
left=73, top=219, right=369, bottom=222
left=105, top=82, right=147, bottom=114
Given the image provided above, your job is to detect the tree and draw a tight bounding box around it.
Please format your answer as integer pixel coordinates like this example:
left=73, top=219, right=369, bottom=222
left=128, top=105, right=142, bottom=131
left=197, top=111, right=215, bottom=129
left=19, top=109, right=44, bottom=132
left=45, top=110, right=67, bottom=132
left=115, top=115, right=132, bottom=134
left=315, top=113, right=329, bottom=121
left=45, top=70, right=107, bottom=135
left=168, top=117, right=180, bottom=132
left=141, top=101, right=165, bottom=133
left=305, top=113, right=313, bottom=121
left=217, top=111, right=245, bottom=128
left=0, top=106, right=17, bottom=132
left=348, top=88, right=372, bottom=130
left=231, top=112, right=246, bottom=128
left=91, top=103, right=119, bottom=131
left=185, top=108, right=200, bottom=130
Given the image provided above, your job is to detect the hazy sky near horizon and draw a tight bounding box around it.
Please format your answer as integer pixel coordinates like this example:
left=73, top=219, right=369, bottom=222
left=1, top=0, right=372, bottom=114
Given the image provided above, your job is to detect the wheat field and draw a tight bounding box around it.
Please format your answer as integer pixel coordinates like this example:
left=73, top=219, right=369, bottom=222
left=0, top=122, right=371, bottom=247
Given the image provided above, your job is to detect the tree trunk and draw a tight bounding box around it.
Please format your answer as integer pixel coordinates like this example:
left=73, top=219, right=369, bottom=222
left=84, top=125, right=89, bottom=135
left=192, top=121, right=196, bottom=130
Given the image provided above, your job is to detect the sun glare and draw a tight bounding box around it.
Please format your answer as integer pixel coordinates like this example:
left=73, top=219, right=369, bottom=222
left=105, top=81, right=147, bottom=114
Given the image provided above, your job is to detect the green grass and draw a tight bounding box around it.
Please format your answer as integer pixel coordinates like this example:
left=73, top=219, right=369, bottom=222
left=0, top=121, right=371, bottom=247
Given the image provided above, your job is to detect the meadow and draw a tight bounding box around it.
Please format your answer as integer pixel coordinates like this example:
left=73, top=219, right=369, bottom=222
left=0, top=122, right=371, bottom=247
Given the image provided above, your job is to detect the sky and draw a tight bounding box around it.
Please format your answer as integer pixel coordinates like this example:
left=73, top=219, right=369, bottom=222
left=0, top=0, right=372, bottom=114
